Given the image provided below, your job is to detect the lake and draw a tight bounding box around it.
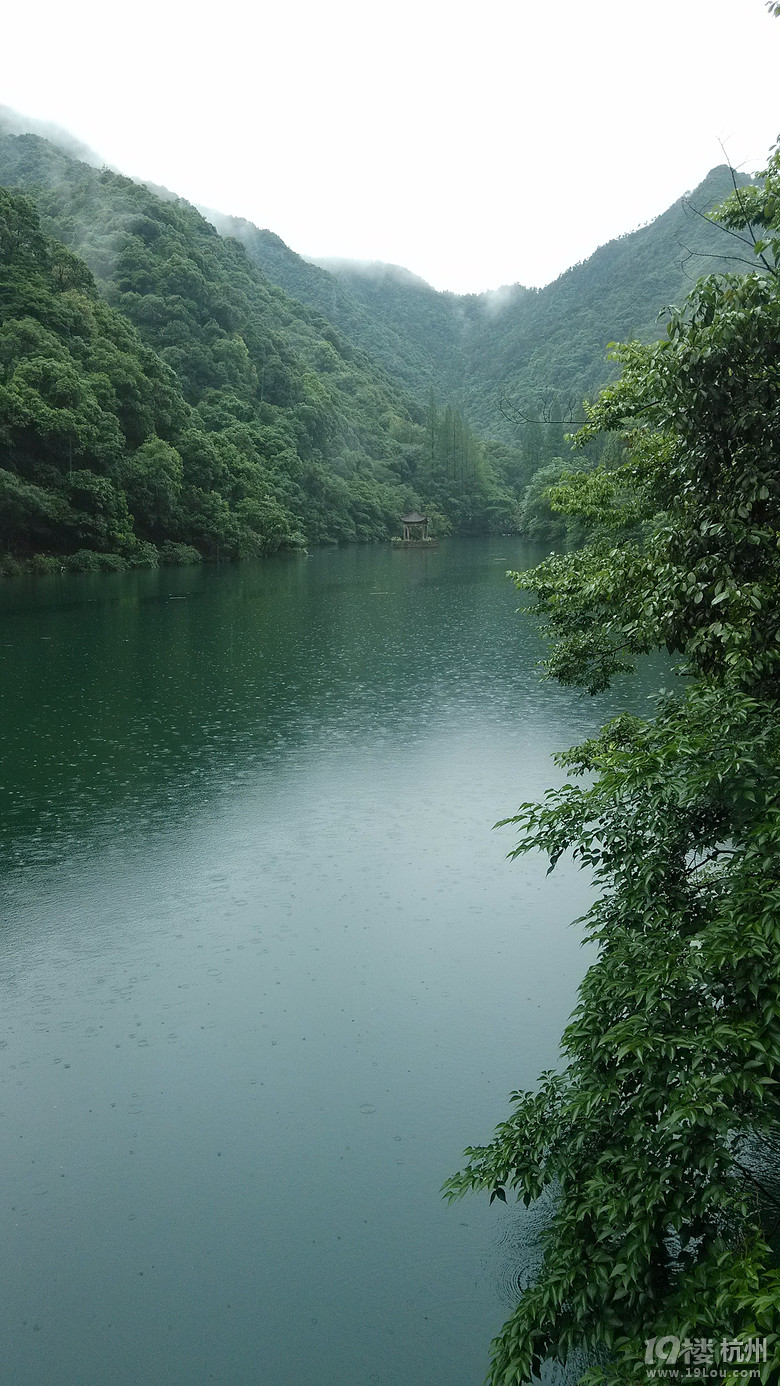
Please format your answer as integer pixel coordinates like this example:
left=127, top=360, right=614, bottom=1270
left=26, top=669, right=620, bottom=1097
left=0, top=538, right=653, bottom=1386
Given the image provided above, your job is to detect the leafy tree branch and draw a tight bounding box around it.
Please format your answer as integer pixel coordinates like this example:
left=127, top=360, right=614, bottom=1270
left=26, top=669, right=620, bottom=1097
left=445, top=138, right=780, bottom=1386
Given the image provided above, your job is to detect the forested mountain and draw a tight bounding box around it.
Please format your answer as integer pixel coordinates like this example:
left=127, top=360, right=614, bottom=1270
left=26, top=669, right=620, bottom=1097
left=205, top=215, right=460, bottom=403
left=0, top=121, right=754, bottom=569
left=0, top=131, right=528, bottom=567
left=220, top=167, right=750, bottom=440
left=0, top=132, right=426, bottom=553
left=0, top=187, right=198, bottom=569
left=454, top=165, right=754, bottom=437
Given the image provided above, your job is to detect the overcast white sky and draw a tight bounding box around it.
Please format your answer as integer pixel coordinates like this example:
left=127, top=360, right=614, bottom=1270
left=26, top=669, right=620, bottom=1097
left=2, top=0, right=779, bottom=293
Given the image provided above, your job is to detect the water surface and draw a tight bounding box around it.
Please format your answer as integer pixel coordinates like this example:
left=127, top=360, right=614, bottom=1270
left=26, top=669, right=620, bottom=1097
left=0, top=539, right=654, bottom=1386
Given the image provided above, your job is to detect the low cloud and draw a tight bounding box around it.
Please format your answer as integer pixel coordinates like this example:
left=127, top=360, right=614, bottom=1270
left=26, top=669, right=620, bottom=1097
left=0, top=105, right=105, bottom=167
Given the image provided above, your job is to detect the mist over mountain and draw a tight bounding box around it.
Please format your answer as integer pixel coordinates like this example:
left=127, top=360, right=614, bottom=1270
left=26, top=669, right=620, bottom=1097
left=203, top=213, right=462, bottom=402
left=0, top=115, right=756, bottom=567
left=0, top=128, right=531, bottom=567
left=0, top=132, right=435, bottom=565
left=211, top=165, right=750, bottom=442
left=3, top=103, right=746, bottom=429
left=0, top=106, right=104, bottom=169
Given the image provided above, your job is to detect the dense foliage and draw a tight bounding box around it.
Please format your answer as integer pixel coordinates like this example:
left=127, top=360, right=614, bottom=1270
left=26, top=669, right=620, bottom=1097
left=0, top=131, right=532, bottom=563
left=0, top=126, right=746, bottom=565
left=0, top=187, right=197, bottom=569
left=242, top=168, right=749, bottom=439
left=444, top=144, right=780, bottom=1384
left=0, top=135, right=429, bottom=561
left=218, top=163, right=752, bottom=545
left=421, top=392, right=520, bottom=534
left=210, top=217, right=462, bottom=404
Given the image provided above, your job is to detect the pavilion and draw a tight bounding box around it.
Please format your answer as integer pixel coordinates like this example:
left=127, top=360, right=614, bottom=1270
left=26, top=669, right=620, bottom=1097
left=400, top=511, right=429, bottom=541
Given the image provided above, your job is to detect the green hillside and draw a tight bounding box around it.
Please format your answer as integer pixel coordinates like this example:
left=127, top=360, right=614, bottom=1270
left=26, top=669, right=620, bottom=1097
left=0, top=186, right=199, bottom=570
left=0, top=131, right=525, bottom=566
left=457, top=165, right=754, bottom=436
left=0, top=124, right=756, bottom=569
left=0, top=135, right=425, bottom=564
left=205, top=215, right=458, bottom=402
left=222, top=167, right=750, bottom=440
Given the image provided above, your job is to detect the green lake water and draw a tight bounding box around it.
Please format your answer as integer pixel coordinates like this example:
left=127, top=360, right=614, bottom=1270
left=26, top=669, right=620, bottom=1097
left=0, top=538, right=655, bottom=1386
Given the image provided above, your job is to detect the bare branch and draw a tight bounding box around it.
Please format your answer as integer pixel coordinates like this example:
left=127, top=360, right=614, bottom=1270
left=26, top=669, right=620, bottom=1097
left=680, top=197, right=764, bottom=257
left=675, top=235, right=767, bottom=278
left=714, top=140, right=778, bottom=280
left=499, top=392, right=590, bottom=429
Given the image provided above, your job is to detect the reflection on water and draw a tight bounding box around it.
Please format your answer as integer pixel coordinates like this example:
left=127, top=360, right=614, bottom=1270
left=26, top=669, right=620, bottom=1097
left=0, top=540, right=658, bottom=1386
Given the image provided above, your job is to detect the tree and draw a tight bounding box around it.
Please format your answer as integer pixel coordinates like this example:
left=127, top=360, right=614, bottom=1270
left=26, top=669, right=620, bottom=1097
left=116, top=437, right=183, bottom=534
left=0, top=150, right=438, bottom=558
left=445, top=141, right=780, bottom=1385
left=518, top=457, right=587, bottom=543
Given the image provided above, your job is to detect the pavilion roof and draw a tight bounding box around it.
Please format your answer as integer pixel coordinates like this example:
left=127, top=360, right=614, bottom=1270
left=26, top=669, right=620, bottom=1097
left=400, top=511, right=428, bottom=524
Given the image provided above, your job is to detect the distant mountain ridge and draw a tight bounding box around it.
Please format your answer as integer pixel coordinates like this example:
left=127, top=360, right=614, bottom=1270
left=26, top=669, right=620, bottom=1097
left=212, top=165, right=751, bottom=439
left=0, top=124, right=532, bottom=563
left=1, top=104, right=751, bottom=442
left=0, top=113, right=759, bottom=569
left=203, top=213, right=462, bottom=402
left=0, top=129, right=441, bottom=561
